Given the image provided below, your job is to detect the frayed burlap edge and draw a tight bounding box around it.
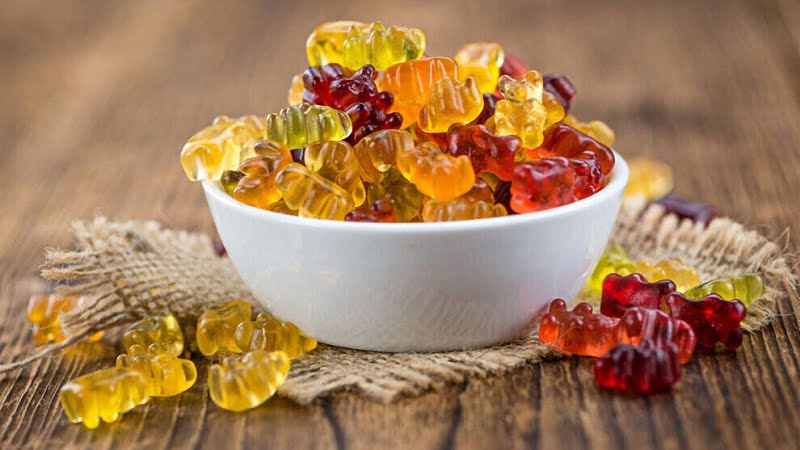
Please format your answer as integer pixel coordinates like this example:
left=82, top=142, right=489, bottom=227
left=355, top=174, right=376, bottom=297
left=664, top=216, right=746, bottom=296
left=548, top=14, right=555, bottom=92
left=0, top=198, right=795, bottom=404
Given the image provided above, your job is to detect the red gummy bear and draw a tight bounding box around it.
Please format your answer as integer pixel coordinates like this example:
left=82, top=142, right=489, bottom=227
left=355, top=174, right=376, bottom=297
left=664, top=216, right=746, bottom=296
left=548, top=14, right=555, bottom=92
left=617, top=307, right=697, bottom=364
left=473, top=93, right=500, bottom=126
left=493, top=180, right=512, bottom=214
left=344, top=199, right=397, bottom=223
left=499, top=53, right=529, bottom=79
left=532, top=123, right=615, bottom=176
left=543, top=73, right=576, bottom=112
left=594, top=339, right=681, bottom=394
left=302, top=64, right=402, bottom=145
left=570, top=154, right=604, bottom=199
left=446, top=124, right=521, bottom=181
left=664, top=293, right=746, bottom=351
left=538, top=299, right=620, bottom=357
left=600, top=273, right=676, bottom=318
left=510, top=157, right=578, bottom=213
left=654, top=195, right=718, bottom=226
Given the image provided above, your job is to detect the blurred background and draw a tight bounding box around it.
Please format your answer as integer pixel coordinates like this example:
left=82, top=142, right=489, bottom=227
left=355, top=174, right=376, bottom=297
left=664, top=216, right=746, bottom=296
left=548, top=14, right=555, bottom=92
left=2, top=0, right=799, bottom=270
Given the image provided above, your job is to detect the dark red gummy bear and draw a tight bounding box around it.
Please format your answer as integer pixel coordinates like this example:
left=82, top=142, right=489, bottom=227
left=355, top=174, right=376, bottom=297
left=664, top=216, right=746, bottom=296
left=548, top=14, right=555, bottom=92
left=493, top=180, right=513, bottom=213
left=499, top=53, right=529, bottom=79
left=654, top=195, right=718, bottom=226
left=446, top=124, right=521, bottom=181
left=472, top=93, right=500, bottom=126
left=594, top=339, right=681, bottom=394
left=618, top=307, right=697, bottom=364
left=302, top=64, right=402, bottom=145
left=290, top=148, right=305, bottom=165
left=543, top=73, right=576, bottom=112
left=537, top=122, right=615, bottom=176
left=510, top=157, right=577, bottom=213
left=570, top=154, right=604, bottom=199
left=344, top=199, right=397, bottom=223
left=600, top=273, right=677, bottom=317
left=664, top=292, right=746, bottom=351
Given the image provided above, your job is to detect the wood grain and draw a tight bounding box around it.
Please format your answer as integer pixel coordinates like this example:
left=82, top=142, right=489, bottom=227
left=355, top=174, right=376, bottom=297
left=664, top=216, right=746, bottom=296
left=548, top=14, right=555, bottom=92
left=1, top=0, right=799, bottom=448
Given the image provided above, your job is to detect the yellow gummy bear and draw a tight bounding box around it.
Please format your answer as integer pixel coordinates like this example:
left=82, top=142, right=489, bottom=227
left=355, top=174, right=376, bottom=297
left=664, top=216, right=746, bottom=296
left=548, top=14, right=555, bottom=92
left=266, top=104, right=352, bottom=150
left=353, top=129, right=415, bottom=183
left=180, top=115, right=267, bottom=181
left=422, top=180, right=507, bottom=222
left=26, top=294, right=103, bottom=345
left=397, top=141, right=475, bottom=201
left=584, top=244, right=636, bottom=296
left=208, top=350, right=291, bottom=412
left=342, top=21, right=425, bottom=71
left=122, top=310, right=184, bottom=357
left=493, top=70, right=564, bottom=148
left=685, top=274, right=765, bottom=306
left=619, top=258, right=701, bottom=292
left=624, top=158, right=674, bottom=201
left=563, top=114, right=615, bottom=146
left=235, top=312, right=317, bottom=358
left=306, top=20, right=367, bottom=67
left=232, top=140, right=293, bottom=210
left=59, top=368, right=149, bottom=429
left=365, top=168, right=424, bottom=222
left=196, top=300, right=252, bottom=357
left=115, top=344, right=197, bottom=397
left=417, top=77, right=484, bottom=133
left=275, top=163, right=355, bottom=220
left=287, top=74, right=304, bottom=106
left=304, top=140, right=366, bottom=206
left=454, top=42, right=505, bottom=94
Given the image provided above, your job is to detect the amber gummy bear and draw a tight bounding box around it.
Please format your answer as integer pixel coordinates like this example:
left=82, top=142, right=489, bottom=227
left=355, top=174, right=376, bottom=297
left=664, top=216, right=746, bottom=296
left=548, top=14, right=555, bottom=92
left=26, top=294, right=103, bottom=345
left=196, top=300, right=252, bottom=357
left=417, top=77, right=484, bottom=133
left=421, top=179, right=507, bottom=222
left=396, top=141, right=475, bottom=201
left=208, top=350, right=291, bottom=412
left=235, top=312, right=317, bottom=358
left=60, top=368, right=149, bottom=429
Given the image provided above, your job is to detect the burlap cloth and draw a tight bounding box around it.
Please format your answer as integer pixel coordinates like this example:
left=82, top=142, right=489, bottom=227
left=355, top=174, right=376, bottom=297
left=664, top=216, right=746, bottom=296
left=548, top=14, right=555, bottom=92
left=0, top=198, right=795, bottom=404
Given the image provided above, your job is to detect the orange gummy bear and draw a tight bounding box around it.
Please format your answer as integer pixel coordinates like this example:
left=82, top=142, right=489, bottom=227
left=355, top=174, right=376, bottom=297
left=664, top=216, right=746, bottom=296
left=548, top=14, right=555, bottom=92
left=396, top=142, right=475, bottom=202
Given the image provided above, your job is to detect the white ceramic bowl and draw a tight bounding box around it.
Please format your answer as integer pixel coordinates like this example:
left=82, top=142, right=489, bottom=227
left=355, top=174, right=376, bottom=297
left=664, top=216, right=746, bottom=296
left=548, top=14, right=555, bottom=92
left=203, top=153, right=628, bottom=352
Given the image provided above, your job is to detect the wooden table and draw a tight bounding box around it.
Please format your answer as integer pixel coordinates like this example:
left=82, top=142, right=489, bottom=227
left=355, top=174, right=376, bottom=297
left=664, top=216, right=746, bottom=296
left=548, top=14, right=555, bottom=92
left=2, top=0, right=799, bottom=448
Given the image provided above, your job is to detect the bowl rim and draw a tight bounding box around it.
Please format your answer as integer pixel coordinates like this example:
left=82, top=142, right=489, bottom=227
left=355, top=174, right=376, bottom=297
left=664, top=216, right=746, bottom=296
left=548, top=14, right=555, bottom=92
left=202, top=151, right=629, bottom=234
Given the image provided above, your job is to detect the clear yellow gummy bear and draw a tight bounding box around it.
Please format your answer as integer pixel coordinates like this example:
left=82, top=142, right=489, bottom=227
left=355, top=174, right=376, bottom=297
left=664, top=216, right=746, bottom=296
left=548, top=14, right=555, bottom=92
left=306, top=20, right=367, bottom=67
left=454, top=42, right=505, bottom=94
left=492, top=70, right=564, bottom=148
left=180, top=115, right=267, bottom=181
left=584, top=244, right=636, bottom=296
left=624, top=158, right=674, bottom=201
left=563, top=114, right=615, bottom=146
left=122, top=310, right=184, bottom=357
left=208, top=350, right=291, bottom=412
left=196, top=300, right=252, bottom=357
left=417, top=77, right=484, bottom=133
left=59, top=368, right=149, bottom=429
left=365, top=168, right=424, bottom=222
left=342, top=21, right=425, bottom=71
left=275, top=163, right=355, bottom=220
left=115, top=344, right=197, bottom=397
left=353, top=129, right=415, bottom=183
left=304, top=140, right=366, bottom=206
left=421, top=179, right=507, bottom=222
left=235, top=312, right=317, bottom=358
left=619, top=258, right=701, bottom=292
left=265, top=104, right=352, bottom=150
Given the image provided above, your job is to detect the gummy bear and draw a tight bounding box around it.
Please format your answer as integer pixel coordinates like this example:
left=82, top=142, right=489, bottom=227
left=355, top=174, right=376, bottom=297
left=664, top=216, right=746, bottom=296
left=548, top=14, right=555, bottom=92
left=617, top=308, right=696, bottom=364
left=353, top=129, right=414, bottom=183
left=509, top=157, right=577, bottom=213
left=267, top=199, right=298, bottom=216
left=208, top=350, right=291, bottom=412
left=234, top=312, right=317, bottom=358
left=533, top=122, right=615, bottom=177
left=543, top=73, right=576, bottom=112
left=562, top=114, right=614, bottom=146
left=265, top=104, right=352, bottom=150
left=445, top=124, right=521, bottom=181
left=493, top=70, right=564, bottom=148
left=618, top=258, right=701, bottom=293
left=287, top=73, right=304, bottom=106
left=342, top=21, right=426, bottom=71
left=232, top=140, right=293, bottom=210
left=345, top=198, right=398, bottom=222
left=306, top=20, right=367, bottom=67
left=196, top=300, right=252, bottom=357
left=122, top=310, right=184, bottom=357
left=344, top=90, right=403, bottom=145
left=594, top=339, right=681, bottom=394
left=584, top=244, right=636, bottom=296
left=538, top=299, right=620, bottom=357
left=421, top=179, right=507, bottom=222
left=115, top=344, right=197, bottom=397
left=417, top=77, right=484, bottom=133
left=473, top=93, right=500, bottom=126
left=180, top=115, right=267, bottom=181
left=275, top=163, right=355, bottom=220
left=26, top=294, right=103, bottom=345
left=396, top=141, right=475, bottom=201
left=365, top=168, right=424, bottom=222
left=654, top=195, right=718, bottom=226
left=454, top=42, right=505, bottom=94
left=624, top=158, right=674, bottom=201
left=600, top=273, right=677, bottom=317
left=220, top=170, right=244, bottom=196
left=376, top=57, right=459, bottom=128
left=492, top=180, right=512, bottom=213
left=304, top=140, right=366, bottom=205
left=59, top=368, right=149, bottom=429
left=665, top=293, right=746, bottom=350
left=684, top=274, right=764, bottom=306
left=499, top=52, right=529, bottom=79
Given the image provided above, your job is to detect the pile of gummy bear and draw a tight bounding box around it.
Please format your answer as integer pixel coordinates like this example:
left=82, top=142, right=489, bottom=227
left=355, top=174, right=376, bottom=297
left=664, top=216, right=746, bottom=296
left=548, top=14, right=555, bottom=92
left=179, top=20, right=619, bottom=222
left=28, top=293, right=315, bottom=429
left=540, top=244, right=765, bottom=394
